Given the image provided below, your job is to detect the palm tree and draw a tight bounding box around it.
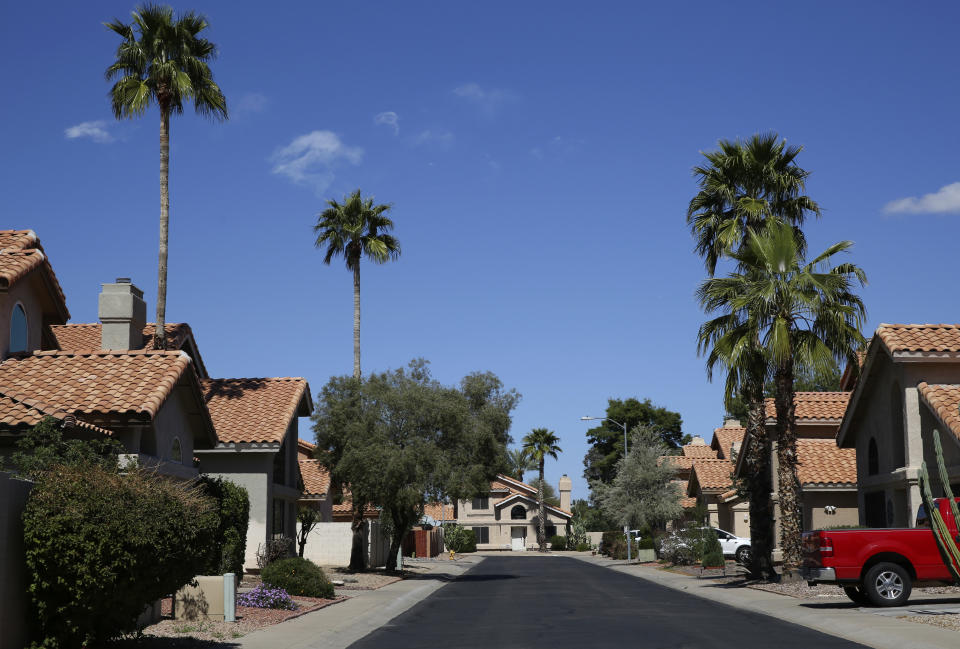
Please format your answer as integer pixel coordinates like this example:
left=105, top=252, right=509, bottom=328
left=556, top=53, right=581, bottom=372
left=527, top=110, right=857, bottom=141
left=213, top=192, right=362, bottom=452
left=699, top=222, right=866, bottom=571
left=688, top=132, right=820, bottom=579
left=314, top=190, right=401, bottom=379
left=522, top=428, right=562, bottom=552
left=105, top=5, right=228, bottom=349
left=507, top=447, right=535, bottom=482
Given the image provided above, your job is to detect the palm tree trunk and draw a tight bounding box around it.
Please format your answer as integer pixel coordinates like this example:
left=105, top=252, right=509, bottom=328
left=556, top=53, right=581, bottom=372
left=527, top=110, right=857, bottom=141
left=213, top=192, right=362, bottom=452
left=537, top=460, right=546, bottom=552
left=744, top=384, right=775, bottom=581
left=154, top=108, right=170, bottom=350
left=775, top=356, right=803, bottom=573
left=353, top=265, right=361, bottom=379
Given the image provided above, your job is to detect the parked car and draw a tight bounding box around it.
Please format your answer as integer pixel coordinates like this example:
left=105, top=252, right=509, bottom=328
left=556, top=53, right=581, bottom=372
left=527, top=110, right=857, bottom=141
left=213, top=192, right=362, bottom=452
left=801, top=497, right=960, bottom=607
left=660, top=527, right=751, bottom=564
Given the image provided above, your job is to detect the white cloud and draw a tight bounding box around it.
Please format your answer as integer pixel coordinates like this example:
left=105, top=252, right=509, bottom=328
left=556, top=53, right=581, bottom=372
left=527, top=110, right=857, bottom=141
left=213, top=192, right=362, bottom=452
left=884, top=182, right=960, bottom=215
left=412, top=129, right=454, bottom=148
left=452, top=83, right=515, bottom=115
left=374, top=111, right=399, bottom=135
left=236, top=92, right=268, bottom=115
left=64, top=121, right=113, bottom=143
left=271, top=130, right=363, bottom=193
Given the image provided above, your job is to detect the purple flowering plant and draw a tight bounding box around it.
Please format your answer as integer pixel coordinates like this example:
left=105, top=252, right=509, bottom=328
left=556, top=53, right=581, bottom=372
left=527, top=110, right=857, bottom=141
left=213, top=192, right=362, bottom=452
left=237, top=584, right=297, bottom=610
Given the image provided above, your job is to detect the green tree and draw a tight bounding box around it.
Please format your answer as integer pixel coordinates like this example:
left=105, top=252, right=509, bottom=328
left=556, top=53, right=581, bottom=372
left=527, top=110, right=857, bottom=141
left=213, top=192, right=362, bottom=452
left=699, top=223, right=866, bottom=571
left=570, top=498, right=618, bottom=532
left=591, top=426, right=683, bottom=532
left=296, top=505, right=322, bottom=559
left=522, top=427, right=562, bottom=552
left=314, top=189, right=401, bottom=379
left=688, top=132, right=822, bottom=580
left=507, top=447, right=535, bottom=482
left=10, top=417, right=124, bottom=478
left=583, top=397, right=686, bottom=484
left=528, top=478, right=560, bottom=507
left=105, top=5, right=227, bottom=349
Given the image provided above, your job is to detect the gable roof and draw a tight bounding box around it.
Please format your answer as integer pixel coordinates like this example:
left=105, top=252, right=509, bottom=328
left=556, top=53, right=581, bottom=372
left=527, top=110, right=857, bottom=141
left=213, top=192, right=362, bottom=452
left=711, top=425, right=746, bottom=460
left=298, top=458, right=330, bottom=498
left=423, top=502, right=455, bottom=523
left=297, top=437, right=316, bottom=459
left=202, top=377, right=312, bottom=445
left=917, top=382, right=960, bottom=444
left=0, top=229, right=69, bottom=321
left=658, top=454, right=695, bottom=470
left=876, top=324, right=960, bottom=354
left=796, top=439, right=857, bottom=486
left=681, top=442, right=718, bottom=459
left=765, top=392, right=850, bottom=422
left=0, top=393, right=112, bottom=435
left=492, top=473, right=538, bottom=496
left=687, top=459, right=734, bottom=494
left=493, top=492, right=572, bottom=518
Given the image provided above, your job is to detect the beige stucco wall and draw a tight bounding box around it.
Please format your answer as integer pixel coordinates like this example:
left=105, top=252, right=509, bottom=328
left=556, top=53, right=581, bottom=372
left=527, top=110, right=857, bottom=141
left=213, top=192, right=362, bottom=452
left=0, top=271, right=53, bottom=359
left=803, top=490, right=859, bottom=530
left=298, top=520, right=389, bottom=567
left=456, top=496, right=570, bottom=550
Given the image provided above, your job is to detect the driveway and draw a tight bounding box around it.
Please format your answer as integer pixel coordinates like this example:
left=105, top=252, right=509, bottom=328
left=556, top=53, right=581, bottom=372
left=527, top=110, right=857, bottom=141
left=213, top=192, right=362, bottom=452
left=348, top=555, right=868, bottom=648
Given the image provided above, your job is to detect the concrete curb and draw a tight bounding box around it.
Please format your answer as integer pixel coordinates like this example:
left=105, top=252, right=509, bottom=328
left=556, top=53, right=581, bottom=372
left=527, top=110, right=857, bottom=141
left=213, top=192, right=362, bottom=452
left=573, top=556, right=960, bottom=649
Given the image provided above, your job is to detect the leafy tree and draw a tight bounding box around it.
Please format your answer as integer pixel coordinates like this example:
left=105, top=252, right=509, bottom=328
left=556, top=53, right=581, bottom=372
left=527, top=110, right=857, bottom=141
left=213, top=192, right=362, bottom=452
left=314, top=189, right=401, bottom=379
left=699, top=223, right=866, bottom=571
left=571, top=498, right=618, bottom=532
left=197, top=476, right=249, bottom=576
left=583, top=397, right=686, bottom=484
left=10, top=417, right=124, bottom=478
left=507, top=447, right=535, bottom=482
left=528, top=479, right=560, bottom=507
left=312, top=360, right=516, bottom=571
left=522, top=428, right=562, bottom=552
left=296, top=504, right=322, bottom=559
left=591, top=426, right=682, bottom=532
left=105, top=5, right=227, bottom=349
left=689, top=132, right=822, bottom=581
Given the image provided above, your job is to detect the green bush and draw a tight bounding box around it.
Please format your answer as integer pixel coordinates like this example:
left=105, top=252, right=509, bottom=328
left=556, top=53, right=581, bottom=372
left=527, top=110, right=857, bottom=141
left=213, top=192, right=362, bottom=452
left=599, top=531, right=639, bottom=560
left=261, top=557, right=334, bottom=599
left=443, top=523, right=477, bottom=553
left=198, top=476, right=250, bottom=576
left=575, top=542, right=592, bottom=552
left=23, top=464, right=217, bottom=649
left=549, top=535, right=567, bottom=550
left=701, top=528, right=724, bottom=568
left=637, top=536, right=655, bottom=550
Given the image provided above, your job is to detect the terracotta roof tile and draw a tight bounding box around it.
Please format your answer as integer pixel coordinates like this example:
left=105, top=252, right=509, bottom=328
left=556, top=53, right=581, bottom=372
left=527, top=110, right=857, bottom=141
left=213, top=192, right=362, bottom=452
left=658, top=454, right=695, bottom=470
left=796, top=439, right=857, bottom=486
left=202, top=377, right=310, bottom=445
left=689, top=459, right=734, bottom=490
left=0, top=393, right=111, bottom=435
left=680, top=496, right=698, bottom=509
left=682, top=443, right=718, bottom=459
left=50, top=323, right=195, bottom=352
left=298, top=438, right=316, bottom=459
left=764, top=392, right=850, bottom=420
left=298, top=459, right=330, bottom=497
left=720, top=489, right=739, bottom=501
left=876, top=324, right=960, bottom=353
left=0, top=350, right=191, bottom=420
left=423, top=502, right=455, bottom=523
left=491, top=474, right=538, bottom=495
left=331, top=495, right=379, bottom=519
left=0, top=230, right=68, bottom=319
left=712, top=426, right=746, bottom=460
left=917, top=382, right=960, bottom=443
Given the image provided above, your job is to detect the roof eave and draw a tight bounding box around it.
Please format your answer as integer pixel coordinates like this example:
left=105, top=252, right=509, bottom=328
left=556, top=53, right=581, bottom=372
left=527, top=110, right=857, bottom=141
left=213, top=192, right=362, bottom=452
left=837, top=336, right=887, bottom=448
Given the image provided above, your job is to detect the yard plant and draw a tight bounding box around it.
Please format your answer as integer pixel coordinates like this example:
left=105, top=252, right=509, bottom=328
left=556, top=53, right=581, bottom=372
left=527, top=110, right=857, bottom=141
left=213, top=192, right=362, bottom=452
left=260, top=557, right=334, bottom=599
left=198, top=475, right=250, bottom=576
left=236, top=584, right=297, bottom=610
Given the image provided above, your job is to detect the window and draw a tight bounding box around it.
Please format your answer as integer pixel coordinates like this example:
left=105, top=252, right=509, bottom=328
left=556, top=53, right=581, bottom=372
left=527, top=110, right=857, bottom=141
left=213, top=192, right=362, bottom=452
left=9, top=303, right=27, bottom=353
left=272, top=498, right=286, bottom=536
left=170, top=437, right=182, bottom=464
left=510, top=505, right=526, bottom=520
left=472, top=496, right=489, bottom=510
left=868, top=438, right=879, bottom=476
left=471, top=526, right=489, bottom=544
left=546, top=524, right=557, bottom=538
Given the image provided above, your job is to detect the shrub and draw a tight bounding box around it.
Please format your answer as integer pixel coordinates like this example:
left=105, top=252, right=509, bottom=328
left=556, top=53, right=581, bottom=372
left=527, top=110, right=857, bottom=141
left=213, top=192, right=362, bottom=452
left=256, top=537, right=294, bottom=570
left=237, top=584, right=296, bottom=610
left=549, top=535, right=567, bottom=550
left=261, top=557, right=334, bottom=599
left=701, top=528, right=724, bottom=568
left=599, top=531, right=639, bottom=560
left=198, top=476, right=250, bottom=576
left=23, top=464, right=217, bottom=649
left=575, top=542, right=591, bottom=552
left=443, top=523, right=476, bottom=553
left=637, top=536, right=655, bottom=550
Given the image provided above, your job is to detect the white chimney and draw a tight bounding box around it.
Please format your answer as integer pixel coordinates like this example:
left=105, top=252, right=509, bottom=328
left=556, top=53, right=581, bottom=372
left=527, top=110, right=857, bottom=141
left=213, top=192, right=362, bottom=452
left=724, top=418, right=742, bottom=428
left=98, top=278, right=146, bottom=350
left=558, top=474, right=572, bottom=512
left=689, top=435, right=707, bottom=445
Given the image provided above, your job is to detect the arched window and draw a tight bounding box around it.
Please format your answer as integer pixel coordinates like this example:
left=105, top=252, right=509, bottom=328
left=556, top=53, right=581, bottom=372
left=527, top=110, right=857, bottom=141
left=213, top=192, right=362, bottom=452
left=9, top=304, right=27, bottom=353
left=171, top=437, right=182, bottom=464
left=868, top=438, right=879, bottom=476
left=510, top=505, right=526, bottom=520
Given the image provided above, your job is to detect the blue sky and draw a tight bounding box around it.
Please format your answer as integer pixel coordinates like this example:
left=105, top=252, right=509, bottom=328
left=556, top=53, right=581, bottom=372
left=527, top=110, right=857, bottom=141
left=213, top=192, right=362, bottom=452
left=3, top=2, right=960, bottom=501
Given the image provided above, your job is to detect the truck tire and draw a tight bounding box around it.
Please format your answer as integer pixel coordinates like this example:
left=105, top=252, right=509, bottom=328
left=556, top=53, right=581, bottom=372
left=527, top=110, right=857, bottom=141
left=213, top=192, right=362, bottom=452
left=863, top=562, right=912, bottom=607
left=842, top=585, right=870, bottom=605
left=735, top=545, right=751, bottom=565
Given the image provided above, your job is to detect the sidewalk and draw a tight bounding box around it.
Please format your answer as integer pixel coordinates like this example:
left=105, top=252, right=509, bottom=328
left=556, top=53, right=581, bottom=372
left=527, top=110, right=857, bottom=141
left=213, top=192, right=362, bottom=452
left=238, top=556, right=483, bottom=649
left=575, top=556, right=959, bottom=649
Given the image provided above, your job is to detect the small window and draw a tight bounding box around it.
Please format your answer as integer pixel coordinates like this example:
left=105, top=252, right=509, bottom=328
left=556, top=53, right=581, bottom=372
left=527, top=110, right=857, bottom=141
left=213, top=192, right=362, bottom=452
left=471, top=526, right=490, bottom=544
left=510, top=505, right=526, bottom=520
left=9, top=304, right=27, bottom=353
left=170, top=437, right=182, bottom=464
left=272, top=498, right=286, bottom=535
left=472, top=496, right=489, bottom=510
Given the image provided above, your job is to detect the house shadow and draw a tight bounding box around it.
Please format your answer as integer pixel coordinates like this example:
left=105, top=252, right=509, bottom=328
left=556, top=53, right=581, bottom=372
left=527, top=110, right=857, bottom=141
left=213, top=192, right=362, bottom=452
left=799, top=596, right=960, bottom=610
left=399, top=572, right=518, bottom=583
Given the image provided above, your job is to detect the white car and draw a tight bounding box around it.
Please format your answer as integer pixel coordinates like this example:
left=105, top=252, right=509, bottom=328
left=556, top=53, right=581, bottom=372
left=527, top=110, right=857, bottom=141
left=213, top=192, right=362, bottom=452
left=712, top=528, right=751, bottom=564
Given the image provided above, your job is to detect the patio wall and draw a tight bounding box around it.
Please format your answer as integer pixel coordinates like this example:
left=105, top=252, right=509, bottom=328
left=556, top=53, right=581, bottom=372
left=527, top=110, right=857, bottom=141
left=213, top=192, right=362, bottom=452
left=298, top=520, right=390, bottom=567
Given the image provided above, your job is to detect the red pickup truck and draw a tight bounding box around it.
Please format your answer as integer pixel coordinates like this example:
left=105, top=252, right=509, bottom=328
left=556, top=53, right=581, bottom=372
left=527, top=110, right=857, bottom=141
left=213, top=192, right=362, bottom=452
left=801, top=497, right=960, bottom=606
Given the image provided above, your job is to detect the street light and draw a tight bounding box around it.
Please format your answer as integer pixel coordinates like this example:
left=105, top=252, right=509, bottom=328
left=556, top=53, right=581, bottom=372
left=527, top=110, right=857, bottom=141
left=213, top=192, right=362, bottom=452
left=580, top=416, right=632, bottom=561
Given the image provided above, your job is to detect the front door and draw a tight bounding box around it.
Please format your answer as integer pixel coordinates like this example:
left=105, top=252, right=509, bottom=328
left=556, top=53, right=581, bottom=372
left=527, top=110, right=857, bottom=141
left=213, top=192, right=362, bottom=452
left=511, top=526, right=526, bottom=551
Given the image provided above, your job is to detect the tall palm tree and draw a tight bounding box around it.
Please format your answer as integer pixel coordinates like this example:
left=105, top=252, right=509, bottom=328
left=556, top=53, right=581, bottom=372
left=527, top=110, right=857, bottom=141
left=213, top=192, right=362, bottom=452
left=507, top=447, right=535, bottom=482
left=688, top=132, right=820, bottom=578
left=699, top=223, right=866, bottom=571
left=522, top=428, right=562, bottom=552
left=314, top=189, right=401, bottom=379
left=105, top=5, right=228, bottom=349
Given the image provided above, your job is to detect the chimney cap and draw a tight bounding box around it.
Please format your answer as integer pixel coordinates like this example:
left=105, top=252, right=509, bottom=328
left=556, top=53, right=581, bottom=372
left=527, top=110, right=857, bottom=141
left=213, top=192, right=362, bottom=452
left=116, top=277, right=131, bottom=284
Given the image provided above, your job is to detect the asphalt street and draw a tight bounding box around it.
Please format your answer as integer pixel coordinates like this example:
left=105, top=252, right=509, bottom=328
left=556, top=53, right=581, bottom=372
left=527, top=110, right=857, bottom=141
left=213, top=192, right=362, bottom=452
left=348, top=556, right=870, bottom=649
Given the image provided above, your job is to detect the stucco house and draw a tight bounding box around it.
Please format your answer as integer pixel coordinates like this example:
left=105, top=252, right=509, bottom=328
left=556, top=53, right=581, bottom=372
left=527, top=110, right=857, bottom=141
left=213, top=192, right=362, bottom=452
left=837, top=324, right=960, bottom=528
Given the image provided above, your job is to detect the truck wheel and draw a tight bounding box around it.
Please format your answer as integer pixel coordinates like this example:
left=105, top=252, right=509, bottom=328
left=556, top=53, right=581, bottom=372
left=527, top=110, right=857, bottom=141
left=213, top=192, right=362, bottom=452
left=863, top=562, right=912, bottom=607
left=735, top=545, right=751, bottom=565
left=842, top=585, right=870, bottom=605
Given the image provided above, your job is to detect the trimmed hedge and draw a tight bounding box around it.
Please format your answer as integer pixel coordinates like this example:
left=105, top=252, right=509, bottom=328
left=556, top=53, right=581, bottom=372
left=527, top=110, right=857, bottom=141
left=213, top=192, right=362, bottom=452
left=198, top=476, right=250, bottom=576
left=261, top=558, right=334, bottom=599
left=548, top=535, right=567, bottom=550
left=23, top=464, right=217, bottom=649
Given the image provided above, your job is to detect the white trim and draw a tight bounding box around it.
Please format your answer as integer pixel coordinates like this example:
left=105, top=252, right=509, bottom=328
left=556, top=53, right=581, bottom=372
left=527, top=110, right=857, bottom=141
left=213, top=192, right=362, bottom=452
left=494, top=493, right=571, bottom=519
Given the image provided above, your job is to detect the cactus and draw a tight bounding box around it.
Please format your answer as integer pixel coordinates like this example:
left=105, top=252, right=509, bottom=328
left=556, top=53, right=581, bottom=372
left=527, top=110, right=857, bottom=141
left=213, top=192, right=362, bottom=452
left=917, top=429, right=960, bottom=582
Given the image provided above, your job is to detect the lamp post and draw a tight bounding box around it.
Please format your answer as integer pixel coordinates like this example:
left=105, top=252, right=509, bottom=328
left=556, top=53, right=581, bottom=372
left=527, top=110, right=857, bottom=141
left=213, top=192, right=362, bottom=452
left=580, top=415, right=631, bottom=561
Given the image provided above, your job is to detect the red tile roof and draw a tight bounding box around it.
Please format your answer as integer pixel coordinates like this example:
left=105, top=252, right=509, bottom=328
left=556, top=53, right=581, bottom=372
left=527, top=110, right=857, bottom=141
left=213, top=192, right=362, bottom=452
left=298, top=438, right=316, bottom=459
left=711, top=426, right=746, bottom=460
left=423, top=502, right=455, bottom=523
left=682, top=442, right=718, bottom=459
left=331, top=496, right=379, bottom=520
left=680, top=496, right=698, bottom=509
left=202, top=377, right=310, bottom=445
left=917, top=382, right=960, bottom=443
left=0, top=393, right=111, bottom=435
left=689, top=459, right=734, bottom=491
left=876, top=324, right=960, bottom=353
left=658, top=454, right=695, bottom=470
left=298, top=459, right=330, bottom=497
left=0, top=350, right=192, bottom=420
left=796, top=439, right=857, bottom=486
left=764, top=392, right=850, bottom=421
left=0, top=230, right=69, bottom=319
left=50, top=323, right=195, bottom=352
